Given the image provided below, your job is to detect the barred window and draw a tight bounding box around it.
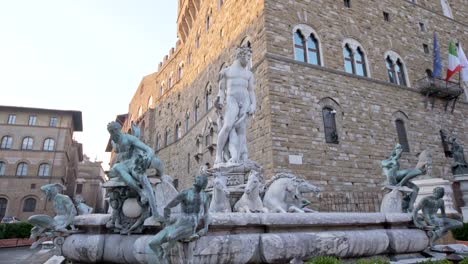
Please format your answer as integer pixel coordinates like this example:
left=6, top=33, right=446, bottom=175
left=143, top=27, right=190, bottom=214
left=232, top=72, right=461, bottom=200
left=322, top=107, right=339, bottom=144
left=395, top=119, right=410, bottom=152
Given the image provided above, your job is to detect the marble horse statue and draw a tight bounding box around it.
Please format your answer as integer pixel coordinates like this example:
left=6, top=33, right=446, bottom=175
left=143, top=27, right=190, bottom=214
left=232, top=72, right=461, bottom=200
left=263, top=173, right=321, bottom=213
left=234, top=170, right=267, bottom=213
left=209, top=173, right=231, bottom=213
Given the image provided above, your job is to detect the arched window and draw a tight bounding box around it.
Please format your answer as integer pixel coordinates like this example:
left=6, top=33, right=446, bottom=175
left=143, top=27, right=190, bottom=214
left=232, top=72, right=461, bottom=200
left=22, top=197, right=36, bottom=212
left=343, top=41, right=368, bottom=77
left=307, top=34, right=320, bottom=65
left=43, top=138, right=55, bottom=151
left=293, top=30, right=306, bottom=62
left=138, top=106, right=143, bottom=118
left=395, top=60, right=406, bottom=86
left=322, top=107, right=339, bottom=144
left=0, top=198, right=7, bottom=219
left=355, top=47, right=366, bottom=76
left=395, top=119, right=410, bottom=152
left=185, top=111, right=190, bottom=133
left=205, top=85, right=212, bottom=112
left=165, top=127, right=171, bottom=146
left=343, top=44, right=354, bottom=74
left=0, top=162, right=5, bottom=176
left=178, top=63, right=184, bottom=81
left=156, top=133, right=161, bottom=151
left=38, top=163, right=50, bottom=176
left=160, top=82, right=164, bottom=96
left=175, top=122, right=181, bottom=141
left=194, top=99, right=200, bottom=123
left=385, top=53, right=407, bottom=86
left=16, top=162, right=28, bottom=176
left=148, top=96, right=153, bottom=109
left=0, top=136, right=12, bottom=149
left=22, top=137, right=33, bottom=150
left=386, top=57, right=395, bottom=84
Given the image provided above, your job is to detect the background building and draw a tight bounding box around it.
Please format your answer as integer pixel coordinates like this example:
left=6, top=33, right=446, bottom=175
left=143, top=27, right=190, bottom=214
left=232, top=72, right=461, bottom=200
left=76, top=155, right=107, bottom=213
left=0, top=105, right=83, bottom=220
left=119, top=0, right=468, bottom=211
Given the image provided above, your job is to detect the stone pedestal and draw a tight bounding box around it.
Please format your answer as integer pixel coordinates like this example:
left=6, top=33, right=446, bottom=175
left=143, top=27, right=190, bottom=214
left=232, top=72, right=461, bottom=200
left=453, top=174, right=468, bottom=221
left=412, top=178, right=458, bottom=215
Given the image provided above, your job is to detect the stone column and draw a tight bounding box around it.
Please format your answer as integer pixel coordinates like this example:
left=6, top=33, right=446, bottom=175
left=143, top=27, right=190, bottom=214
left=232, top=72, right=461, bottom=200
left=453, top=174, right=468, bottom=221
left=413, top=178, right=458, bottom=215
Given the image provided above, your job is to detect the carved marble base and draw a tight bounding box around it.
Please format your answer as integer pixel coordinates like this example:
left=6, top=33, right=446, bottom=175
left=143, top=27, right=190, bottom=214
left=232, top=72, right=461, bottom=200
left=413, top=178, right=458, bottom=215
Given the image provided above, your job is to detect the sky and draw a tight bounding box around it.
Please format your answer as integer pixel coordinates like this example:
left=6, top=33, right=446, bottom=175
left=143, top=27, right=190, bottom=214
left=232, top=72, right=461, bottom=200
left=0, top=0, right=178, bottom=169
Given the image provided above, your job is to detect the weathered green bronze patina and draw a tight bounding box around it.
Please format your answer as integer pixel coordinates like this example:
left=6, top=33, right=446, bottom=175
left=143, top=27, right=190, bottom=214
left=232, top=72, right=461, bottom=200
left=28, top=183, right=77, bottom=249
left=148, top=175, right=210, bottom=262
left=381, top=144, right=431, bottom=212
left=107, top=121, right=164, bottom=221
left=413, top=187, right=463, bottom=246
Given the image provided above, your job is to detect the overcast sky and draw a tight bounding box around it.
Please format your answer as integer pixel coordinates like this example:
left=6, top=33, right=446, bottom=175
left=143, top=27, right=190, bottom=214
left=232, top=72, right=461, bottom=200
left=0, top=1, right=178, bottom=169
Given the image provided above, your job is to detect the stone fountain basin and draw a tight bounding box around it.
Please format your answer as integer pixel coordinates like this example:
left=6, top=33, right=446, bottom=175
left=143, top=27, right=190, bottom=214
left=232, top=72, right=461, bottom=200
left=63, top=213, right=428, bottom=264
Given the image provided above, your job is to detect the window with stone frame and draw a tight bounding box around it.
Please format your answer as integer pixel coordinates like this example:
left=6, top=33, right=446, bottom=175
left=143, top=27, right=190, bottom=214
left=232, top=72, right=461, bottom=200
left=28, top=115, right=37, bottom=126
left=178, top=64, right=184, bottom=81
left=43, top=138, right=55, bottom=151
left=16, top=162, right=28, bottom=176
left=7, top=114, right=16, bottom=124
left=343, top=42, right=367, bottom=77
left=156, top=133, right=161, bottom=151
left=205, top=85, right=213, bottom=112
left=22, top=137, right=34, bottom=150
left=49, top=117, right=58, bottom=127
left=0, top=162, right=5, bottom=176
left=175, top=122, right=181, bottom=141
left=293, top=27, right=321, bottom=65
left=185, top=111, right=190, bottom=133
left=385, top=53, right=407, bottom=86
left=0, top=198, right=7, bottom=219
left=194, top=99, right=200, bottom=123
left=38, top=163, right=50, bottom=176
left=395, top=119, right=410, bottom=152
left=1, top=136, right=13, bottom=149
left=165, top=127, right=171, bottom=146
left=322, top=107, right=339, bottom=144
left=76, top=184, right=83, bottom=194
left=23, top=197, right=36, bottom=212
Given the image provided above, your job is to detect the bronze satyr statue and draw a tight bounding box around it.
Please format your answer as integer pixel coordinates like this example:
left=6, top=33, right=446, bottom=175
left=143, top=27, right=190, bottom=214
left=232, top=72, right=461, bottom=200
left=148, top=175, right=210, bottom=262
left=413, top=187, right=463, bottom=247
left=381, top=144, right=431, bottom=212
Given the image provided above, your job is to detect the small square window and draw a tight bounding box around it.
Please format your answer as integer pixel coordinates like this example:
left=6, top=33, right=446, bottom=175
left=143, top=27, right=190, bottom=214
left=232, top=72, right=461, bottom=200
left=31, top=184, right=36, bottom=189
left=383, top=12, right=390, bottom=22
left=419, top=22, right=426, bottom=32
left=423, top=44, right=430, bottom=54
left=28, top=115, right=37, bottom=126
left=49, top=117, right=58, bottom=127
left=344, top=0, right=351, bottom=8
left=7, top=114, right=16, bottom=124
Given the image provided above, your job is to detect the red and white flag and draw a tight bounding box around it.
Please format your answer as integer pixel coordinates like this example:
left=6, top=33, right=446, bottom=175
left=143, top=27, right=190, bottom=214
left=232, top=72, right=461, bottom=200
left=446, top=41, right=462, bottom=82
left=458, top=43, right=468, bottom=82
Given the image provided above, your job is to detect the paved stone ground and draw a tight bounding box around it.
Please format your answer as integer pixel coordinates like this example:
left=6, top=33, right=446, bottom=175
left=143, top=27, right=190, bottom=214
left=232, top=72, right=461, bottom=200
left=0, top=246, right=54, bottom=264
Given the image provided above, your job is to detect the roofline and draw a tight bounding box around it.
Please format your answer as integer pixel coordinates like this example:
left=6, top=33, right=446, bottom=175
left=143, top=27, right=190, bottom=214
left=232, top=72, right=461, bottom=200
left=0, top=105, right=83, bottom=132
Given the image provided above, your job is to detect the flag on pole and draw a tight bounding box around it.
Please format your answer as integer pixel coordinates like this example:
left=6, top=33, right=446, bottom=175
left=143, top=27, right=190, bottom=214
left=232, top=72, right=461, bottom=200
left=433, top=32, right=443, bottom=78
left=446, top=41, right=462, bottom=82
left=458, top=43, right=468, bottom=82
